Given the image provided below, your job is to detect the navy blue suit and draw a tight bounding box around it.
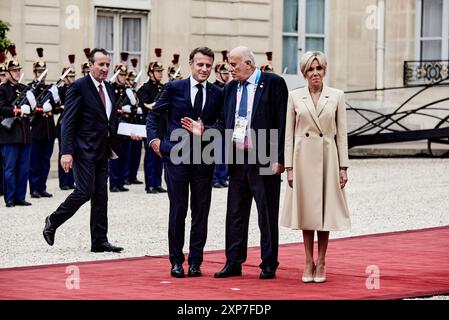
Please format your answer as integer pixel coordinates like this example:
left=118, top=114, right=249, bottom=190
left=147, top=77, right=223, bottom=266
left=49, top=75, right=120, bottom=246
left=221, top=71, right=288, bottom=271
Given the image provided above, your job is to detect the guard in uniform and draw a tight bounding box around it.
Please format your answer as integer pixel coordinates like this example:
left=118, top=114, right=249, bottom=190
left=125, top=58, right=144, bottom=185
left=28, top=48, right=61, bottom=199
left=137, top=48, right=167, bottom=194
left=109, top=53, right=135, bottom=192
left=212, top=50, right=229, bottom=188
left=56, top=55, right=76, bottom=190
left=0, top=53, right=7, bottom=197
left=0, top=45, right=35, bottom=207
left=80, top=48, right=91, bottom=77
left=260, top=51, right=275, bottom=73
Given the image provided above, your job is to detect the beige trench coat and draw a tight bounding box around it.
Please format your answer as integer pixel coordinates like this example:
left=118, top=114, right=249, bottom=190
left=280, top=84, right=350, bottom=231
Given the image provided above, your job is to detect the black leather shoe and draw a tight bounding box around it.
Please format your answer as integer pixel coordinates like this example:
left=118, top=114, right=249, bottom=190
left=43, top=216, right=56, bottom=246
left=40, top=191, right=53, bottom=198
left=221, top=182, right=229, bottom=188
left=260, top=266, right=276, bottom=279
left=213, top=183, right=223, bottom=188
left=60, top=186, right=71, bottom=191
left=130, top=179, right=143, bottom=185
left=6, top=201, right=15, bottom=208
left=155, top=186, right=167, bottom=193
left=110, top=187, right=121, bottom=192
left=214, top=264, right=242, bottom=278
left=146, top=187, right=158, bottom=194
left=91, top=242, right=124, bottom=253
left=30, top=191, right=41, bottom=198
left=171, top=264, right=185, bottom=278
left=119, top=187, right=129, bottom=192
left=69, top=185, right=76, bottom=190
left=15, top=200, right=32, bottom=206
left=188, top=264, right=202, bottom=277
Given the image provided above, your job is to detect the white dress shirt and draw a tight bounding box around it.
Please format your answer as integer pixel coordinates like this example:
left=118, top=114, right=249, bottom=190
left=190, top=76, right=207, bottom=110
left=90, top=73, right=112, bottom=120
left=234, top=68, right=260, bottom=149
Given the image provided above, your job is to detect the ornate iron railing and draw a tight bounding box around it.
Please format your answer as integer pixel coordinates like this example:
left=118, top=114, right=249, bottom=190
left=345, top=76, right=449, bottom=157
left=403, top=60, right=449, bottom=86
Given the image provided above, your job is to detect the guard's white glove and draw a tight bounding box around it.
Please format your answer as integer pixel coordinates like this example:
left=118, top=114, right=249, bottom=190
left=42, top=100, right=52, bottom=112
left=125, top=88, right=137, bottom=106
left=137, top=107, right=143, bottom=115
left=121, top=105, right=132, bottom=113
left=21, top=104, right=31, bottom=115
left=49, top=84, right=60, bottom=103
left=26, top=90, right=37, bottom=110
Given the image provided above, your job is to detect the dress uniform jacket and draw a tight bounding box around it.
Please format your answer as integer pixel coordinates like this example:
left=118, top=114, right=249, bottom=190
left=0, top=81, right=31, bottom=145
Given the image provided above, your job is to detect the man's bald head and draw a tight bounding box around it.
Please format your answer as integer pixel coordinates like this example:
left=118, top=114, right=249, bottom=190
left=228, top=46, right=257, bottom=81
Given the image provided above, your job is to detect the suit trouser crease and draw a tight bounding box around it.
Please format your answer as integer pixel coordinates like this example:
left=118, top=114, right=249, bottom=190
left=165, top=162, right=213, bottom=266
left=50, top=158, right=109, bottom=246
left=225, top=164, right=280, bottom=269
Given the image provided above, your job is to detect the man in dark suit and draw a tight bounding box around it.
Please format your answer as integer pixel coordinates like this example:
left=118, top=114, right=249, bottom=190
left=147, top=47, right=223, bottom=278
left=43, top=48, right=123, bottom=253
left=213, top=46, right=288, bottom=279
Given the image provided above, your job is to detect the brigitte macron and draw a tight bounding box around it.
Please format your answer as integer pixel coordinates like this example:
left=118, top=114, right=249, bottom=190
left=281, top=51, right=350, bottom=283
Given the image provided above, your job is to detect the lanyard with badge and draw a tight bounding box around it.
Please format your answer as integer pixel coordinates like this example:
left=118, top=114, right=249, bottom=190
left=233, top=70, right=261, bottom=144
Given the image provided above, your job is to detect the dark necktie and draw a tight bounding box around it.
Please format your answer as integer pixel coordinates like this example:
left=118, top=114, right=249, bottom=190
left=98, top=84, right=106, bottom=109
left=238, top=81, right=249, bottom=117
left=193, top=83, right=203, bottom=119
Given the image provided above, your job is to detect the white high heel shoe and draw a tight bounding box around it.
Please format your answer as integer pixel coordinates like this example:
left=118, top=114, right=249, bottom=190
left=301, top=264, right=315, bottom=283
left=313, top=264, right=326, bottom=283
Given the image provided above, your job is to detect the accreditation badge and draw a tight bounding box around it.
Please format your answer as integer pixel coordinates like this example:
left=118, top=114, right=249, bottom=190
left=232, top=116, right=248, bottom=144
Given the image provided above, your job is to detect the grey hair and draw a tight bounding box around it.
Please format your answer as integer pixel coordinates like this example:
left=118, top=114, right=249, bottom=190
left=231, top=46, right=256, bottom=66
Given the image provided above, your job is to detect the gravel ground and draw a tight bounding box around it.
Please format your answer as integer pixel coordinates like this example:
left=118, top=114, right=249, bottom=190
left=1, top=158, right=448, bottom=299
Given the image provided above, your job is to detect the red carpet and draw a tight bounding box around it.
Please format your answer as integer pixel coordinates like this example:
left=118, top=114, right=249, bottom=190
left=1, top=226, right=449, bottom=300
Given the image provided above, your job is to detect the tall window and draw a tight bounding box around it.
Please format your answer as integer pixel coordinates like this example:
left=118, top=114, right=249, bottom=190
left=95, top=9, right=147, bottom=76
left=418, top=0, right=449, bottom=60
left=282, top=0, right=326, bottom=75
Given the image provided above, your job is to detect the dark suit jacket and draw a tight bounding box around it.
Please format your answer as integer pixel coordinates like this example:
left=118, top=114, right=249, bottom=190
left=146, top=78, right=223, bottom=162
left=61, top=75, right=119, bottom=161
left=222, top=71, right=288, bottom=166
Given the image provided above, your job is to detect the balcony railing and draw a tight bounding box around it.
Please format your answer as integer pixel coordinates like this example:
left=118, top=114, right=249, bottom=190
left=403, top=60, right=449, bottom=86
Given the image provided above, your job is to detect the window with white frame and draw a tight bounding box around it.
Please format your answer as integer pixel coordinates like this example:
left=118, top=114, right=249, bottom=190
left=95, top=9, right=147, bottom=76
left=418, top=0, right=449, bottom=60
left=282, top=0, right=326, bottom=75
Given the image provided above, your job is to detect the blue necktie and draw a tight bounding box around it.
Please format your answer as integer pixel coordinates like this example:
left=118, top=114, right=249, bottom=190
left=238, top=81, right=249, bottom=117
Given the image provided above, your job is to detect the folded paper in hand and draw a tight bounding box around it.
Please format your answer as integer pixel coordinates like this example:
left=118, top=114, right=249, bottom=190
left=117, top=123, right=147, bottom=138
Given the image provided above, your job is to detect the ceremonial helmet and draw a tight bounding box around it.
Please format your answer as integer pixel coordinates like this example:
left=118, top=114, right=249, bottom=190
left=147, top=48, right=164, bottom=74
left=33, top=48, right=47, bottom=72
left=214, top=50, right=230, bottom=74
left=114, top=52, right=129, bottom=75
left=260, top=51, right=274, bottom=73
left=81, top=48, right=91, bottom=74
left=0, top=51, right=6, bottom=74
left=5, top=45, right=22, bottom=71
left=127, top=58, right=138, bottom=81
left=62, top=54, right=76, bottom=77
left=167, top=53, right=181, bottom=80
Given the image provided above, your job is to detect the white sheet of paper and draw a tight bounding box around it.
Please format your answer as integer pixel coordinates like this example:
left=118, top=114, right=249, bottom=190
left=117, top=123, right=147, bottom=138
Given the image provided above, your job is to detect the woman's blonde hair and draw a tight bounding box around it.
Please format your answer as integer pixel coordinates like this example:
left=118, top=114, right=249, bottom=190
left=299, top=51, right=327, bottom=77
